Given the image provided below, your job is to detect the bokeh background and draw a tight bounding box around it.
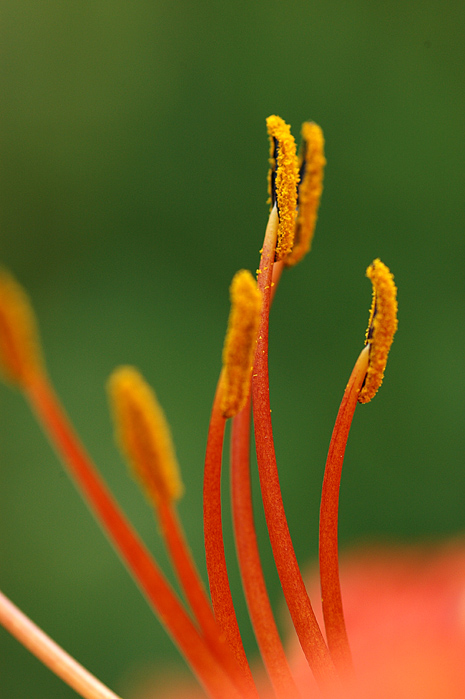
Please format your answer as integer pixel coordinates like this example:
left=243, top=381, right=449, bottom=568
left=1, top=2, right=464, bottom=697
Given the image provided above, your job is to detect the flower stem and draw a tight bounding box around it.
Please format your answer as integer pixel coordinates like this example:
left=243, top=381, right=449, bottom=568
left=319, top=345, right=369, bottom=674
left=252, top=207, right=338, bottom=693
left=24, top=371, right=241, bottom=699
left=231, top=395, right=301, bottom=699
left=0, top=589, right=123, bottom=699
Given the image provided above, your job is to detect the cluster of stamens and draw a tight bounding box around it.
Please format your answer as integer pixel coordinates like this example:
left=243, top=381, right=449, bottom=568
left=0, top=116, right=397, bottom=699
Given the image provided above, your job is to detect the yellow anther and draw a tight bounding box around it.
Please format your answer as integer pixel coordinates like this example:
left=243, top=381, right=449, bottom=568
left=108, top=366, right=183, bottom=506
left=221, top=270, right=262, bottom=418
left=0, top=269, right=44, bottom=386
left=266, top=115, right=299, bottom=261
left=285, top=122, right=326, bottom=267
left=358, top=259, right=398, bottom=404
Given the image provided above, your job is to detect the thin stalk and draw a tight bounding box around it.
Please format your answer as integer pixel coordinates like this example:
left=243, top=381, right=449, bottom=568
left=0, top=589, right=123, bottom=699
left=157, top=499, right=248, bottom=692
left=24, top=371, right=241, bottom=699
left=319, top=345, right=369, bottom=674
left=252, top=207, right=338, bottom=693
left=231, top=395, right=301, bottom=699
left=203, top=374, right=259, bottom=697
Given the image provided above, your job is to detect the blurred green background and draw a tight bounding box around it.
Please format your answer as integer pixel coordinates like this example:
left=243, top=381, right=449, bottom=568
left=0, top=1, right=464, bottom=697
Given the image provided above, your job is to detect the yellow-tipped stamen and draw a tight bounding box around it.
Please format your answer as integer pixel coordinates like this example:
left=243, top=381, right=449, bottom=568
left=358, top=258, right=398, bottom=403
left=108, top=366, right=183, bottom=506
left=266, top=115, right=299, bottom=261
left=108, top=371, right=251, bottom=694
left=285, top=122, right=326, bottom=267
left=221, top=270, right=262, bottom=418
left=0, top=269, right=44, bottom=386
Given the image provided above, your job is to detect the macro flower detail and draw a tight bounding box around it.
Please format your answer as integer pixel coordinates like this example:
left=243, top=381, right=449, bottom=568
left=358, top=258, right=398, bottom=404
left=220, top=270, right=262, bottom=419
left=0, top=116, right=406, bottom=699
left=108, top=366, right=184, bottom=506
left=285, top=121, right=325, bottom=268
left=266, top=115, right=299, bottom=261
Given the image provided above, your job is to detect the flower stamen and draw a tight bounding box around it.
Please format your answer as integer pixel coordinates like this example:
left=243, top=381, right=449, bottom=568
left=252, top=200, right=338, bottom=693
left=266, top=115, right=299, bottom=261
left=319, top=259, right=398, bottom=675
left=221, top=270, right=262, bottom=419
left=358, top=258, right=398, bottom=404
left=285, top=122, right=326, bottom=267
left=108, top=367, right=247, bottom=692
left=231, top=395, right=301, bottom=699
left=203, top=377, right=259, bottom=697
left=108, top=366, right=183, bottom=506
left=319, top=345, right=369, bottom=675
left=0, top=275, right=242, bottom=698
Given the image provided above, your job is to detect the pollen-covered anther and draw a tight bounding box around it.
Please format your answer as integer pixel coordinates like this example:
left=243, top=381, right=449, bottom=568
left=358, top=259, right=398, bottom=404
left=0, top=269, right=44, bottom=386
left=285, top=121, right=326, bottom=267
left=108, top=366, right=184, bottom=505
left=266, top=115, right=299, bottom=261
left=221, top=270, right=262, bottom=418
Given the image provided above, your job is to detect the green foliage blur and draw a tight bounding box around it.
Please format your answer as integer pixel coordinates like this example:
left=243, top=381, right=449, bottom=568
left=1, top=2, right=464, bottom=697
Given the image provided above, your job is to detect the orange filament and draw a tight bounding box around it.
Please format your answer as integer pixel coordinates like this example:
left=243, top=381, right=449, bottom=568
left=266, top=115, right=299, bottom=261
left=251, top=206, right=339, bottom=694
left=231, top=396, right=301, bottom=699
left=108, top=366, right=247, bottom=692
left=23, top=372, right=242, bottom=699
left=203, top=375, right=259, bottom=698
left=221, top=270, right=262, bottom=418
left=155, top=500, right=251, bottom=695
left=230, top=212, right=299, bottom=698
left=0, top=269, right=43, bottom=386
left=319, top=345, right=369, bottom=675
left=286, top=122, right=326, bottom=267
left=319, top=261, right=397, bottom=673
left=358, top=259, right=398, bottom=403
left=2, top=115, right=405, bottom=699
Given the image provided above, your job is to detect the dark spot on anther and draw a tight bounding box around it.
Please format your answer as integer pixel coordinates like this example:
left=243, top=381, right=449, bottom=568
left=366, top=299, right=378, bottom=341
left=297, top=138, right=308, bottom=203
left=270, top=137, right=279, bottom=207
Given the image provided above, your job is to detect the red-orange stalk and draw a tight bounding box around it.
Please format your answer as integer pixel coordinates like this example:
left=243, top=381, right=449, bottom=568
left=252, top=208, right=338, bottom=693
left=319, top=345, right=369, bottom=675
left=203, top=375, right=259, bottom=697
left=156, top=499, right=248, bottom=693
left=231, top=395, right=301, bottom=699
left=24, top=371, right=241, bottom=699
